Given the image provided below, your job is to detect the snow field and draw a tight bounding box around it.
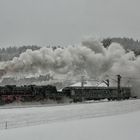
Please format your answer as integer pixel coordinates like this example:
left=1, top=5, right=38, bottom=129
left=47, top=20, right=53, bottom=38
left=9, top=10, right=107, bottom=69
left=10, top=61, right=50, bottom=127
left=0, top=110, right=140, bottom=140
left=0, top=99, right=140, bottom=130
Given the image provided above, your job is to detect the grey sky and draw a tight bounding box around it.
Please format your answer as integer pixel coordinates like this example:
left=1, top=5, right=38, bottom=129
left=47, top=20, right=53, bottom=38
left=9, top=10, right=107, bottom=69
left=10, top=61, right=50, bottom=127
left=0, top=0, right=140, bottom=47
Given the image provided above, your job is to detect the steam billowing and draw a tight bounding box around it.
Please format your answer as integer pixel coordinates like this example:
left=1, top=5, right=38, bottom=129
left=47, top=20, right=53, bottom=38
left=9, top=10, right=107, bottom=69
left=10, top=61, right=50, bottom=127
left=0, top=38, right=108, bottom=78
left=0, top=37, right=140, bottom=97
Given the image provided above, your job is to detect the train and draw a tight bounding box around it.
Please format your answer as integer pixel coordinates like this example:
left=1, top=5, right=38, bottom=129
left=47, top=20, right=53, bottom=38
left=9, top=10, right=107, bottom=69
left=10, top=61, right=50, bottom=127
left=0, top=85, right=132, bottom=105
left=62, top=86, right=131, bottom=102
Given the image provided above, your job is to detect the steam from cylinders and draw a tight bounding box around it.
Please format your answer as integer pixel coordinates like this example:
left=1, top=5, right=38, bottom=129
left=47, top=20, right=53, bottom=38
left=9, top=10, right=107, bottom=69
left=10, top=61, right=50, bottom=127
left=0, top=37, right=140, bottom=97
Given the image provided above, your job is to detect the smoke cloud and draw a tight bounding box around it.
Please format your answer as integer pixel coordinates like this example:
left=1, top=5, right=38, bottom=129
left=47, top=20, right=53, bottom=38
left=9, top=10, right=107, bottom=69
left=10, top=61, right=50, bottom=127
left=0, top=37, right=140, bottom=97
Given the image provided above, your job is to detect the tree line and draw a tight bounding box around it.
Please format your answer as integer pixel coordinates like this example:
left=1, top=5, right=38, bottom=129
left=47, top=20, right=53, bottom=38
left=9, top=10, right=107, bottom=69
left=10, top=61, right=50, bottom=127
left=0, top=37, right=140, bottom=61
left=102, top=37, right=140, bottom=55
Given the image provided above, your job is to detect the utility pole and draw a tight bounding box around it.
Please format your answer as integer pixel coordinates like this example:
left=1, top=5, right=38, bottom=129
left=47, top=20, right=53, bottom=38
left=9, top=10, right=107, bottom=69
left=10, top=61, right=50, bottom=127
left=117, top=75, right=121, bottom=100
left=81, top=76, right=85, bottom=101
left=81, top=76, right=85, bottom=88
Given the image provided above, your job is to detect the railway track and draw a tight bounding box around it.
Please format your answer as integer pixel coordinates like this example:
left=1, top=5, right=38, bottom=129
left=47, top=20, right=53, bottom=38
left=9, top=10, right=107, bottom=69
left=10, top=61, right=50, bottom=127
left=0, top=98, right=137, bottom=109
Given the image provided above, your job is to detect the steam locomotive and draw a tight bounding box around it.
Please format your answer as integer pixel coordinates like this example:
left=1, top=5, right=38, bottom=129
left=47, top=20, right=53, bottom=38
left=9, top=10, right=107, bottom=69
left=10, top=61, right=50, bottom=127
left=0, top=85, right=131, bottom=105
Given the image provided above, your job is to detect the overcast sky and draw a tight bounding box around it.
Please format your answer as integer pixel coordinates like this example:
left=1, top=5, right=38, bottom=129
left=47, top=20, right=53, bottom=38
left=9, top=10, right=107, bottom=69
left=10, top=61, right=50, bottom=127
left=0, top=0, right=140, bottom=47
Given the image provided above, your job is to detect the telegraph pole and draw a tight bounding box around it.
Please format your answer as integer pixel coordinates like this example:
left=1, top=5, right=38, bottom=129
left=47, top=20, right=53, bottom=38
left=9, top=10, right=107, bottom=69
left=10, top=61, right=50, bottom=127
left=81, top=76, right=85, bottom=88
left=81, top=76, right=85, bottom=101
left=117, top=75, right=121, bottom=100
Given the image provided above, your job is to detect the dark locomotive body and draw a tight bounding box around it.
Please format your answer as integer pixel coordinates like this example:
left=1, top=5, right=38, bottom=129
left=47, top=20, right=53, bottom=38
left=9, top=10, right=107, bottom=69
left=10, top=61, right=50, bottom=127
left=0, top=85, right=131, bottom=104
left=0, top=85, right=58, bottom=104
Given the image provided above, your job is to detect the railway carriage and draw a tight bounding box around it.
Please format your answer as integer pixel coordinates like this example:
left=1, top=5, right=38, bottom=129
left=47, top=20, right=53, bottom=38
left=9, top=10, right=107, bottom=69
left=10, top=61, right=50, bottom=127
left=62, top=86, right=131, bottom=102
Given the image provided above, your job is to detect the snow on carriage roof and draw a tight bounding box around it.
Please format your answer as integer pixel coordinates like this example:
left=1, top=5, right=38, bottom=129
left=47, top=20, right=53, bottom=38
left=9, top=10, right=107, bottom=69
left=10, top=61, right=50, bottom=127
left=58, top=81, right=107, bottom=91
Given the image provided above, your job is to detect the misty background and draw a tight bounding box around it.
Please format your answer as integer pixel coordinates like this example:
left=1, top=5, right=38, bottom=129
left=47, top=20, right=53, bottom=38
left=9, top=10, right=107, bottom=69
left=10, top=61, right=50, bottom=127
left=0, top=0, right=140, bottom=47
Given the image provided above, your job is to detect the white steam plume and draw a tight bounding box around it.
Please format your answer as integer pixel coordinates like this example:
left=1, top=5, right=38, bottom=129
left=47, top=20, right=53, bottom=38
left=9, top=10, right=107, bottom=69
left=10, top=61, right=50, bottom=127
left=0, top=37, right=140, bottom=97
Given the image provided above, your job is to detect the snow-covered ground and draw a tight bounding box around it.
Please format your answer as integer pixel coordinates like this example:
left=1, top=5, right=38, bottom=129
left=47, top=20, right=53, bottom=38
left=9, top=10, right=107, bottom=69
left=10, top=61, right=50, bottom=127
left=0, top=99, right=140, bottom=140
left=1, top=111, right=140, bottom=140
left=0, top=99, right=140, bottom=129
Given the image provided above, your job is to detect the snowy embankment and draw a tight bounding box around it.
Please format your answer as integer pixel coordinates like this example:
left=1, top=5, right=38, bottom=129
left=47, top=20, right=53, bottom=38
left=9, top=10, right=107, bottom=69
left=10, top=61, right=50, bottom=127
left=1, top=111, right=140, bottom=140
left=0, top=99, right=140, bottom=130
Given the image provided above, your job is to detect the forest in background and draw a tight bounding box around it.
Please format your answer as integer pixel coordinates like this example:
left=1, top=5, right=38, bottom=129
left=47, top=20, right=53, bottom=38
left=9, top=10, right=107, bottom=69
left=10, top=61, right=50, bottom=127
left=0, top=37, right=140, bottom=62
